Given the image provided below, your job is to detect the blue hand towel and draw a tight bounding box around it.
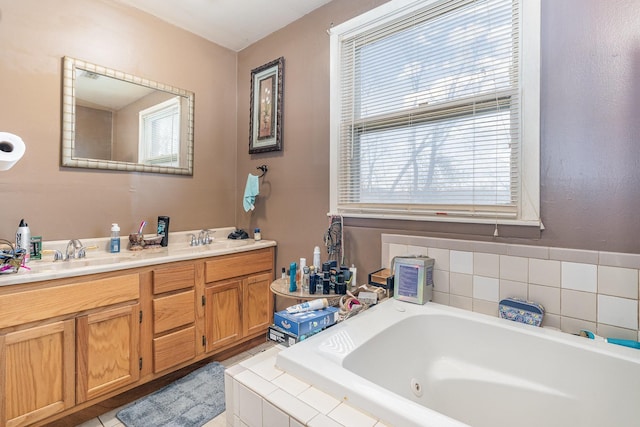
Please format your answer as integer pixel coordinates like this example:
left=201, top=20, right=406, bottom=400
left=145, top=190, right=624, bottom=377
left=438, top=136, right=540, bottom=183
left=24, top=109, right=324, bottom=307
left=243, top=173, right=260, bottom=212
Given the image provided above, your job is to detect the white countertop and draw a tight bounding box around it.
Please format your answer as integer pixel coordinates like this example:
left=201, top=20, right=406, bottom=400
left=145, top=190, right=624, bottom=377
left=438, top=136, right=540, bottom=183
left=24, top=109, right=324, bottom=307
left=0, top=227, right=276, bottom=287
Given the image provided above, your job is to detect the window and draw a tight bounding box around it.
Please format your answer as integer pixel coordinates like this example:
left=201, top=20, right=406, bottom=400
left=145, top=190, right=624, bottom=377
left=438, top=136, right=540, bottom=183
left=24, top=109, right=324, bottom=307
left=139, top=97, right=181, bottom=167
left=329, top=0, right=541, bottom=226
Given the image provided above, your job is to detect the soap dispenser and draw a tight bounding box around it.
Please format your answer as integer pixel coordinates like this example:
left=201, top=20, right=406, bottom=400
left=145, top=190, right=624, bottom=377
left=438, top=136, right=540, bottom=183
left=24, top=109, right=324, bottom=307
left=110, top=223, right=120, bottom=253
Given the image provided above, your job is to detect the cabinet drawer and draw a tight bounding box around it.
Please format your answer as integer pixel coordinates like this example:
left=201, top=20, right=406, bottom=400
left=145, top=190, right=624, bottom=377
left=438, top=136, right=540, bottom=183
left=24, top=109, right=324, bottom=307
left=0, top=274, right=139, bottom=329
left=153, top=290, right=195, bottom=334
left=153, top=326, right=196, bottom=373
left=153, top=264, right=195, bottom=294
left=205, top=248, right=273, bottom=283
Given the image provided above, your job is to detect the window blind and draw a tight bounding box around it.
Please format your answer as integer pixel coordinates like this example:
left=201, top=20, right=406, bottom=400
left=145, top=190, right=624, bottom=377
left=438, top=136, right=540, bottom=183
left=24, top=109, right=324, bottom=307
left=140, top=97, right=180, bottom=167
left=335, top=0, right=522, bottom=219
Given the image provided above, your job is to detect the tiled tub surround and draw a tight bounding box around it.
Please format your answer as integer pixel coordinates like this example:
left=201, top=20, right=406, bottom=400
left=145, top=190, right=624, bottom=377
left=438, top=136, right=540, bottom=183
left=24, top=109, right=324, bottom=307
left=382, top=234, right=640, bottom=341
left=225, top=346, right=390, bottom=427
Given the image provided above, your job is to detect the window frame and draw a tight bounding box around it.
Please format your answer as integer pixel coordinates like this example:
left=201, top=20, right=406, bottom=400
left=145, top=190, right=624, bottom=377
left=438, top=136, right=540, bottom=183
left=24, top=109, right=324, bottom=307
left=329, top=0, right=541, bottom=228
left=138, top=96, right=181, bottom=167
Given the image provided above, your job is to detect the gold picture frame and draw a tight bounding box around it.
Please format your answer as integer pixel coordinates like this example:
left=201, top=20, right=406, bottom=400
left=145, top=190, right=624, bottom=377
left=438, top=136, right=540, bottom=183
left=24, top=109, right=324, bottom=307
left=249, top=57, right=284, bottom=153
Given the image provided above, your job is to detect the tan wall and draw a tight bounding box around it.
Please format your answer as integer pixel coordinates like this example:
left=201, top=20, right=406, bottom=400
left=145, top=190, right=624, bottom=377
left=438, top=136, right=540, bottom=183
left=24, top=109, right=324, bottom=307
left=236, top=0, right=390, bottom=276
left=2, top=0, right=639, bottom=286
left=237, top=0, right=640, bottom=283
left=0, top=0, right=237, bottom=240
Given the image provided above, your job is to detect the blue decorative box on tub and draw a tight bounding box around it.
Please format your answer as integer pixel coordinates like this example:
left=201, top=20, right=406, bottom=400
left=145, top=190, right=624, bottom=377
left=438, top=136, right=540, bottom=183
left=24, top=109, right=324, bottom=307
left=499, top=297, right=545, bottom=327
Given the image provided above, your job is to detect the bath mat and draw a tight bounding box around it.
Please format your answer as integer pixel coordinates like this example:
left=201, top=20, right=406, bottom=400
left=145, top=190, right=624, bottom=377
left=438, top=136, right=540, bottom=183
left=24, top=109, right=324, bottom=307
left=116, top=362, right=225, bottom=427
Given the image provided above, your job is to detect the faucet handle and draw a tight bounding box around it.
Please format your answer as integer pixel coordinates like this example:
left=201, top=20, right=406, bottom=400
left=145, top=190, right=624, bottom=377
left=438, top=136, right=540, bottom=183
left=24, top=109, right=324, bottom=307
left=53, top=250, right=64, bottom=261
left=188, top=234, right=197, bottom=246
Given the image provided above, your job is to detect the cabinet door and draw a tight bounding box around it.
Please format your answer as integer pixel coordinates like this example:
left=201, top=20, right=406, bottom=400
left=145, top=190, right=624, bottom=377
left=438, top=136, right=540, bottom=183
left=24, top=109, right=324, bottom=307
left=204, top=279, right=242, bottom=352
left=0, top=320, right=75, bottom=427
left=76, top=304, right=140, bottom=403
left=243, top=272, right=273, bottom=337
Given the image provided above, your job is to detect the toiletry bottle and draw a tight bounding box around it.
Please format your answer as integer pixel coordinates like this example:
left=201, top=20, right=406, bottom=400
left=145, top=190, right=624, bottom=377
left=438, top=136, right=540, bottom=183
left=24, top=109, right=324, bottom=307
left=298, top=258, right=306, bottom=284
left=110, top=223, right=120, bottom=253
left=281, top=267, right=286, bottom=280
left=289, top=262, right=297, bottom=292
left=313, top=246, right=321, bottom=271
left=285, top=298, right=328, bottom=314
left=302, top=265, right=310, bottom=292
left=157, top=216, right=170, bottom=247
left=349, top=264, right=357, bottom=289
left=254, top=228, right=261, bottom=241
left=16, top=219, right=31, bottom=263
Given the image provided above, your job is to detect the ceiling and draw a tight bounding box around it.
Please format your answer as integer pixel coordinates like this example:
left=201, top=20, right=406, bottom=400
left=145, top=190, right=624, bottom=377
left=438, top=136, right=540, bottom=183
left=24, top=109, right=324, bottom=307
left=112, top=0, right=333, bottom=52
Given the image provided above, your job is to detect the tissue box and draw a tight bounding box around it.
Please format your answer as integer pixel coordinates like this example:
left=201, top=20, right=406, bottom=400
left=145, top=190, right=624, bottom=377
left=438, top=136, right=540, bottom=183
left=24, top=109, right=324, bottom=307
left=273, top=306, right=339, bottom=336
left=267, top=325, right=324, bottom=347
left=499, top=298, right=545, bottom=327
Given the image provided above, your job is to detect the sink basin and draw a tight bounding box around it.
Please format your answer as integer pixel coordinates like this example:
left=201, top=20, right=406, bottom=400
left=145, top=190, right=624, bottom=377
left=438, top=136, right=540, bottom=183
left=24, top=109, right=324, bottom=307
left=29, top=239, right=254, bottom=274
left=33, top=258, right=117, bottom=272
left=169, top=239, right=251, bottom=254
left=210, top=239, right=251, bottom=248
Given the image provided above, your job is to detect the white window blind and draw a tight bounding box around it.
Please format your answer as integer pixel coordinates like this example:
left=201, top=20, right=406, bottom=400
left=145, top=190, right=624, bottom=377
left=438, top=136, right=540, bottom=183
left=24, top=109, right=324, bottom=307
left=330, top=0, right=541, bottom=225
left=139, top=97, right=181, bottom=167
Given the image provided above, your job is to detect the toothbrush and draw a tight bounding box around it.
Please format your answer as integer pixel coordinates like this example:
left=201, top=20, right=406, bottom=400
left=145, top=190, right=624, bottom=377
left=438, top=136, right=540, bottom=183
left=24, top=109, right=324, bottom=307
left=579, top=329, right=640, bottom=350
left=138, top=221, right=147, bottom=235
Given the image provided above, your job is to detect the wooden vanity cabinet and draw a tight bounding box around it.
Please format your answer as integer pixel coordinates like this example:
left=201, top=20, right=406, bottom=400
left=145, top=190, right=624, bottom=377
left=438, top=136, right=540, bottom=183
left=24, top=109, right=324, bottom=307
left=0, top=245, right=275, bottom=427
left=0, top=320, right=75, bottom=427
left=151, top=263, right=197, bottom=373
left=76, top=304, right=141, bottom=404
left=0, top=273, right=140, bottom=427
left=203, top=248, right=274, bottom=353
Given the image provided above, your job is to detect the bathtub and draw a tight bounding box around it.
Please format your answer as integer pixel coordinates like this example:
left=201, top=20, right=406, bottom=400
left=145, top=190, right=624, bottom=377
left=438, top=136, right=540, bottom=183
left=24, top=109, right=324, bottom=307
left=276, top=299, right=640, bottom=427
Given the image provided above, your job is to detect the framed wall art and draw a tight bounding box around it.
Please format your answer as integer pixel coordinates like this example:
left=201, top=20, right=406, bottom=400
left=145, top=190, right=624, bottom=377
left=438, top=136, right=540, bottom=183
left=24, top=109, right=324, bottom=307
left=249, top=57, right=284, bottom=153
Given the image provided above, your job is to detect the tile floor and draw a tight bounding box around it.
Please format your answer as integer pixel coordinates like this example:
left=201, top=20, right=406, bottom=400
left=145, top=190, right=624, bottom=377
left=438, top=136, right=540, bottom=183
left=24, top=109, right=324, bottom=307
left=76, top=341, right=276, bottom=427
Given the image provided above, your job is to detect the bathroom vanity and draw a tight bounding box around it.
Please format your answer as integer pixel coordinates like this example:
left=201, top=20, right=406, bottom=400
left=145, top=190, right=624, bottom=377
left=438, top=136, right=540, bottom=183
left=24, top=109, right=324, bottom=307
left=0, top=232, right=275, bottom=427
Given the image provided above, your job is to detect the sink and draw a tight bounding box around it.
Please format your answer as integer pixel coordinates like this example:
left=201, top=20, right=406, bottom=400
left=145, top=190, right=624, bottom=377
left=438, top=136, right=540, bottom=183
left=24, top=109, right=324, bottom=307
left=32, top=258, right=116, bottom=272
left=169, top=239, right=251, bottom=254
left=31, top=252, right=144, bottom=272
left=29, top=239, right=254, bottom=274
left=210, top=239, right=251, bottom=248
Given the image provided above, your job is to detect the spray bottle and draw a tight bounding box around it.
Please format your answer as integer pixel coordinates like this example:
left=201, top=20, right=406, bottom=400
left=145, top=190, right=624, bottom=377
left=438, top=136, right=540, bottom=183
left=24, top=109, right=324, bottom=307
left=16, top=219, right=30, bottom=263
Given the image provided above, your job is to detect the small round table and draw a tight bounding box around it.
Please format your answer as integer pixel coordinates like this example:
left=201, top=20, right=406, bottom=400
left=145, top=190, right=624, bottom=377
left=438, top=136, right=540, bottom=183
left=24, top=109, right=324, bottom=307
left=269, top=278, right=341, bottom=311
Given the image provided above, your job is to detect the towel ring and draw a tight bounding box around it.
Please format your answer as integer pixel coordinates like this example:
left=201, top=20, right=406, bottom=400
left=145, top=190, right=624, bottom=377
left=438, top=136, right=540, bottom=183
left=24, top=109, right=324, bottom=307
left=257, top=165, right=268, bottom=178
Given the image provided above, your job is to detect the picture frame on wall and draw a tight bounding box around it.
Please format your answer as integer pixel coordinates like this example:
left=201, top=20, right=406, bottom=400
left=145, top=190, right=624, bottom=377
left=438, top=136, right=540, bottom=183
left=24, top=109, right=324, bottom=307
left=249, top=57, right=284, bottom=154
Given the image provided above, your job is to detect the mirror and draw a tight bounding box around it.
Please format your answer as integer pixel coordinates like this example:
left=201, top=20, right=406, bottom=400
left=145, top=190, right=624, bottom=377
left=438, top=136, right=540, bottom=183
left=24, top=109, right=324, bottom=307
left=61, top=56, right=194, bottom=175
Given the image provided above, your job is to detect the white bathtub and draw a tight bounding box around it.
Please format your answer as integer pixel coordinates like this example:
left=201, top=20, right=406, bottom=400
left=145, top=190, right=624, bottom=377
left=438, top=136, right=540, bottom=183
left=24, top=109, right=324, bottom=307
left=276, top=299, right=640, bottom=427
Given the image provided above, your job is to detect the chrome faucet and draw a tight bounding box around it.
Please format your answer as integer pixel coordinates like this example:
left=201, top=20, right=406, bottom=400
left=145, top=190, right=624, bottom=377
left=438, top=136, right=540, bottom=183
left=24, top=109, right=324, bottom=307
left=198, top=229, right=213, bottom=245
left=64, top=239, right=84, bottom=260
left=188, top=233, right=198, bottom=246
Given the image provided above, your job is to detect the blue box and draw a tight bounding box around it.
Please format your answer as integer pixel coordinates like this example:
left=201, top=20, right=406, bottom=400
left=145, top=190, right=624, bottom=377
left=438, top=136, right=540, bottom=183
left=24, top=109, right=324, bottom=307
left=273, top=306, right=339, bottom=336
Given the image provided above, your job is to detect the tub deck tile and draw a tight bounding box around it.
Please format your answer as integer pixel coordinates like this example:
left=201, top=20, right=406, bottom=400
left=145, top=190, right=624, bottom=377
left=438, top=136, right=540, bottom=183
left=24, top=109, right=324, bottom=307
left=328, top=403, right=377, bottom=427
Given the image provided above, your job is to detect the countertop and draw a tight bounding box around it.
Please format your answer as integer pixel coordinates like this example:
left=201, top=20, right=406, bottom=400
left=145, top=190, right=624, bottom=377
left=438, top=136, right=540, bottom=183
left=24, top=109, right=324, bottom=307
left=0, top=227, right=276, bottom=287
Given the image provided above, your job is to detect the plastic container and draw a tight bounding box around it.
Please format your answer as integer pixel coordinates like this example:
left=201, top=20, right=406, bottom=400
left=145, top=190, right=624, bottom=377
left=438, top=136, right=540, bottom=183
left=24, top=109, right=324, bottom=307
left=16, top=219, right=30, bottom=263
left=110, top=223, right=120, bottom=253
left=254, top=228, right=261, bottom=241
